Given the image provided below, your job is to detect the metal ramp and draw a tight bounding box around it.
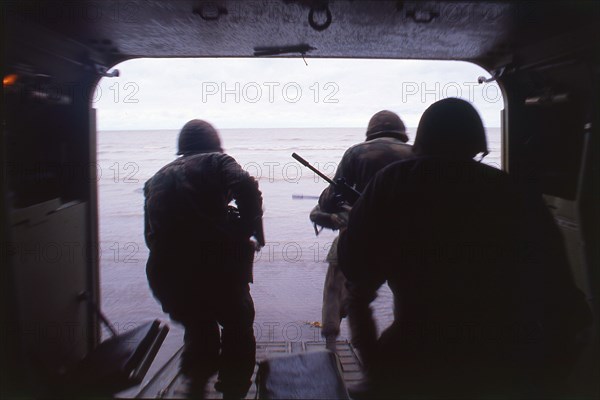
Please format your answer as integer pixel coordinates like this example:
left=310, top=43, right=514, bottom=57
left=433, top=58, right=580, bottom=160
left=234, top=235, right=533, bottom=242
left=136, top=341, right=363, bottom=399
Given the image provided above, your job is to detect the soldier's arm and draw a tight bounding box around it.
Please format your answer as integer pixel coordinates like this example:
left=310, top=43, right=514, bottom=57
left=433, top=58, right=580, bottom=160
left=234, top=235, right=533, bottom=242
left=219, top=154, right=263, bottom=223
left=310, top=204, right=348, bottom=230
left=319, top=147, right=354, bottom=213
left=338, top=174, right=386, bottom=370
left=143, top=180, right=154, bottom=248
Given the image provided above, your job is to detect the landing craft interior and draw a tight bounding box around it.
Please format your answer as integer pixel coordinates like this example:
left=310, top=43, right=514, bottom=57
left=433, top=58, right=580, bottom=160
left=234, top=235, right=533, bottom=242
left=2, top=0, right=599, bottom=398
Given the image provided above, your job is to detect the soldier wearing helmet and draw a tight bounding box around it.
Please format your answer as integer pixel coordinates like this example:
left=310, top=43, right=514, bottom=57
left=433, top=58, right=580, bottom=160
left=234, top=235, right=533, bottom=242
left=176, top=119, right=223, bottom=155
left=313, top=110, right=413, bottom=352
left=319, top=110, right=413, bottom=213
left=339, top=98, right=590, bottom=398
left=144, top=119, right=263, bottom=399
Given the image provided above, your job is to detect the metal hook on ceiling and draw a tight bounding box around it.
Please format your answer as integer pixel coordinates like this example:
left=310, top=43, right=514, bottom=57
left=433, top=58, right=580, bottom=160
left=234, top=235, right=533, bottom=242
left=193, top=3, right=228, bottom=21
left=406, top=9, right=439, bottom=23
left=308, top=5, right=332, bottom=31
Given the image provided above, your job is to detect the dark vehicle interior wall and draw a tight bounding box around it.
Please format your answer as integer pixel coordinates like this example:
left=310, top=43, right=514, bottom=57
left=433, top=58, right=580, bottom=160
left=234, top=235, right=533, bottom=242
left=2, top=0, right=599, bottom=398
left=3, top=17, right=103, bottom=395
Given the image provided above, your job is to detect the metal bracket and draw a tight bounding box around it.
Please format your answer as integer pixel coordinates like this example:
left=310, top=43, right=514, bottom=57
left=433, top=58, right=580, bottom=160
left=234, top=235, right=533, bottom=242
left=95, top=64, right=120, bottom=78
left=254, top=44, right=316, bottom=57
left=478, top=66, right=505, bottom=84
left=78, top=291, right=118, bottom=337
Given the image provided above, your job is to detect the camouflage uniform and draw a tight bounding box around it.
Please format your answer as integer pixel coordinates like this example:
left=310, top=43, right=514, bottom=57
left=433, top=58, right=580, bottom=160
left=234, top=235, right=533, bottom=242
left=317, top=132, right=413, bottom=345
left=318, top=137, right=413, bottom=213
left=309, top=205, right=349, bottom=348
left=144, top=151, right=262, bottom=397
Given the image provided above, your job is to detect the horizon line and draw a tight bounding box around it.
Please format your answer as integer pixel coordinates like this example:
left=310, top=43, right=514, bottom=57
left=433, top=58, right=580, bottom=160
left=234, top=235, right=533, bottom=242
left=99, top=126, right=502, bottom=132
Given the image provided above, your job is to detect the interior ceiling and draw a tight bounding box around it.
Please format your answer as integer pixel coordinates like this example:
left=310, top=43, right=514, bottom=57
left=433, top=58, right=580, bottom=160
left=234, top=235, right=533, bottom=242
left=5, top=0, right=599, bottom=69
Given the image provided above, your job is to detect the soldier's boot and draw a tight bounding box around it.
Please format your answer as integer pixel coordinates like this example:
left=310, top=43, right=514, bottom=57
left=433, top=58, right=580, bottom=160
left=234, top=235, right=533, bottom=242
left=325, top=334, right=337, bottom=353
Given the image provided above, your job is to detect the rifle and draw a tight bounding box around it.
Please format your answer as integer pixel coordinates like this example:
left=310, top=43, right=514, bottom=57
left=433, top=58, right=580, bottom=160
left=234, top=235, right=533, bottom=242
left=291, top=152, right=361, bottom=205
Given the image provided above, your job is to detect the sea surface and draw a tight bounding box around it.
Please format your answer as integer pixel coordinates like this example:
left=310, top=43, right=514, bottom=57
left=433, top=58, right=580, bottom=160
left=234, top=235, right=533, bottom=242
left=98, top=127, right=501, bottom=387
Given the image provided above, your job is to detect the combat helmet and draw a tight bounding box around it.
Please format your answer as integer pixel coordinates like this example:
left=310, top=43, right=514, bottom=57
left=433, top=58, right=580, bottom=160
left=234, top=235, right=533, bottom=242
left=177, top=119, right=223, bottom=155
left=413, top=98, right=488, bottom=159
left=365, top=110, right=409, bottom=142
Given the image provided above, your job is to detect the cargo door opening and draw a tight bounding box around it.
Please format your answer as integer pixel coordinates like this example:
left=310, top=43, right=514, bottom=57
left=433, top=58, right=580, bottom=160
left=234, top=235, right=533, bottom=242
left=93, top=58, right=504, bottom=384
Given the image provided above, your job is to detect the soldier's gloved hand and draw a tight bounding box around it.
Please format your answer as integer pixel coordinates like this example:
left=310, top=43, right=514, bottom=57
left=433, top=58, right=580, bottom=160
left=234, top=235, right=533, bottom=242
left=249, top=237, right=262, bottom=251
left=330, top=211, right=349, bottom=229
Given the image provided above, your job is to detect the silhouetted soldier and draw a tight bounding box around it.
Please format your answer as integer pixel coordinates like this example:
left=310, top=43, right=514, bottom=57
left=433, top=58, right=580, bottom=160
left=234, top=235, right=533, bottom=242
left=144, top=120, right=263, bottom=399
left=316, top=110, right=413, bottom=351
left=339, top=98, right=591, bottom=398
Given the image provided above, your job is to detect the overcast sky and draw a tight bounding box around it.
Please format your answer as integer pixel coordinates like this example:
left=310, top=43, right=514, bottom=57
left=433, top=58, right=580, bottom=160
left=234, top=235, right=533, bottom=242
left=95, top=58, right=503, bottom=131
